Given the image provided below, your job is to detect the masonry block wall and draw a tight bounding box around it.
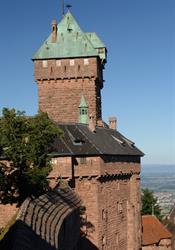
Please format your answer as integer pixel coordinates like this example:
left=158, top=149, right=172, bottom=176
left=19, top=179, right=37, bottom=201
left=0, top=160, right=19, bottom=230
left=34, top=58, right=103, bottom=124
left=0, top=204, right=18, bottom=229
left=49, top=156, right=141, bottom=250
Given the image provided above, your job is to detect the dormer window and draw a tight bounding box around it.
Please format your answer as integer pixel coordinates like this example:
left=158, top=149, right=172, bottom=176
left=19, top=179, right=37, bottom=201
left=111, top=135, right=125, bottom=147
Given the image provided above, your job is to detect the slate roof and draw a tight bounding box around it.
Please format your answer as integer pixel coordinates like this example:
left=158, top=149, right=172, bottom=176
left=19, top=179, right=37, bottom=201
left=142, top=215, right=172, bottom=246
left=33, top=11, right=106, bottom=61
left=49, top=123, right=144, bottom=157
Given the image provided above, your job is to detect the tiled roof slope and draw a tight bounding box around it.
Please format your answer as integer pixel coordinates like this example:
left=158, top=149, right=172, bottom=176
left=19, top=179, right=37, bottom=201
left=50, top=123, right=144, bottom=157
left=33, top=11, right=106, bottom=61
left=142, top=215, right=172, bottom=246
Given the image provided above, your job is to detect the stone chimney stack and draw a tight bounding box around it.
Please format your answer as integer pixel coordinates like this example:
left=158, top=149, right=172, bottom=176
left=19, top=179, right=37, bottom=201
left=89, top=114, right=96, bottom=133
left=51, top=19, right=57, bottom=43
left=109, top=117, right=117, bottom=130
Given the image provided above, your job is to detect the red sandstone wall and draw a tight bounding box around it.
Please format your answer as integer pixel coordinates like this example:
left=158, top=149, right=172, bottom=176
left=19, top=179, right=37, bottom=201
left=34, top=58, right=103, bottom=123
left=127, top=174, right=141, bottom=250
left=48, top=156, right=141, bottom=250
left=0, top=161, right=19, bottom=230
left=0, top=204, right=18, bottom=229
left=97, top=177, right=129, bottom=250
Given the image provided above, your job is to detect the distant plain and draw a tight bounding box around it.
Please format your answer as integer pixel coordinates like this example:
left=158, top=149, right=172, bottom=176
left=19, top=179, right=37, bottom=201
left=141, top=164, right=175, bottom=214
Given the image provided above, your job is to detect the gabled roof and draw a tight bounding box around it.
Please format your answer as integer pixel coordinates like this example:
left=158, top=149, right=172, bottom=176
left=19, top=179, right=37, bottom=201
left=142, top=215, right=172, bottom=246
left=49, top=123, right=144, bottom=157
left=33, top=11, right=106, bottom=61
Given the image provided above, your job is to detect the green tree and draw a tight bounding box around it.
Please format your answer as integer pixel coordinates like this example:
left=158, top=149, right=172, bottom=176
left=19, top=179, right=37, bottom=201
left=0, top=108, right=63, bottom=204
left=141, top=188, right=162, bottom=220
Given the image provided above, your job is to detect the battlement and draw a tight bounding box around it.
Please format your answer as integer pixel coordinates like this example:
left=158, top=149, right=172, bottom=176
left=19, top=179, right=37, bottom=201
left=34, top=57, right=103, bottom=86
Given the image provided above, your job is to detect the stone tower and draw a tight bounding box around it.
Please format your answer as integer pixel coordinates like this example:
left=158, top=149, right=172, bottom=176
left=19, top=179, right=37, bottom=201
left=33, top=11, right=106, bottom=124
left=33, top=10, right=143, bottom=250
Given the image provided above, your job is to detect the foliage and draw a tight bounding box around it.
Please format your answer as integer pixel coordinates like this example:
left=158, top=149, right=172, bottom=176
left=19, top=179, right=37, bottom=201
left=141, top=188, right=162, bottom=220
left=0, top=108, right=63, bottom=204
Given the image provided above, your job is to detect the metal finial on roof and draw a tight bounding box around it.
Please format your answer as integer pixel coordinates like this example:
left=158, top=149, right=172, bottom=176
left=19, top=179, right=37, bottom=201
left=66, top=4, right=72, bottom=10
left=79, top=95, right=88, bottom=108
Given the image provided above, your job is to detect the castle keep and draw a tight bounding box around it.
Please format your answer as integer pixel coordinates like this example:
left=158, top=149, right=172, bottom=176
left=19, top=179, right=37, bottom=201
left=33, top=11, right=106, bottom=125
left=32, top=10, right=144, bottom=250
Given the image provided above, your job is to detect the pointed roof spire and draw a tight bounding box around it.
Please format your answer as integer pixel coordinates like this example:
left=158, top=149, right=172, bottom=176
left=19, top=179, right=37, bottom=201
left=79, top=95, right=88, bottom=108
left=78, top=95, right=89, bottom=124
left=33, top=11, right=106, bottom=61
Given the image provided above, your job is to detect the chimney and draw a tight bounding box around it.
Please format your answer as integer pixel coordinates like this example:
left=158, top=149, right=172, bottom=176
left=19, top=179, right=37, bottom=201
left=51, top=19, right=57, bottom=43
left=97, top=119, right=105, bottom=127
left=109, top=117, right=117, bottom=130
left=89, top=114, right=96, bottom=132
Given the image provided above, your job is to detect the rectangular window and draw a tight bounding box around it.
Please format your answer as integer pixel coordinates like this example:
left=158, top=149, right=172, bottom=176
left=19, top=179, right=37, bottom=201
left=42, top=60, right=48, bottom=68
left=80, top=157, right=87, bottom=164
left=116, top=233, right=119, bottom=247
left=102, top=236, right=106, bottom=246
left=118, top=202, right=123, bottom=213
left=102, top=209, right=107, bottom=221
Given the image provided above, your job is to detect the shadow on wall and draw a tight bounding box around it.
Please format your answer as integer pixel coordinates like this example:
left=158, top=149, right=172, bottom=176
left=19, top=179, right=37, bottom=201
left=0, top=220, right=57, bottom=250
left=0, top=220, right=99, bottom=250
left=78, top=237, right=99, bottom=250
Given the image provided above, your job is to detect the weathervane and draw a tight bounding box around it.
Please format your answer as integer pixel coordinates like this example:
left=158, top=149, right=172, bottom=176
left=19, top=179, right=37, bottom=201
left=61, top=1, right=72, bottom=17
left=66, top=4, right=72, bottom=10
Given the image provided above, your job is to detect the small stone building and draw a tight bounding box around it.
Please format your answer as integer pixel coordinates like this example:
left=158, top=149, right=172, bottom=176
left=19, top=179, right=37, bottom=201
left=142, top=215, right=172, bottom=250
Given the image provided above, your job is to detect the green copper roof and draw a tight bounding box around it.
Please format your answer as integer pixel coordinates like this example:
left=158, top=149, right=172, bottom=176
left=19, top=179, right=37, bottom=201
left=79, top=95, right=89, bottom=124
left=79, top=95, right=88, bottom=108
left=33, top=11, right=106, bottom=61
left=86, top=32, right=105, bottom=48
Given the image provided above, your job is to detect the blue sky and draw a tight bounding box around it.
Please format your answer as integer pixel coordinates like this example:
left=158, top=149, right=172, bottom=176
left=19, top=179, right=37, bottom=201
left=0, top=0, right=174, bottom=164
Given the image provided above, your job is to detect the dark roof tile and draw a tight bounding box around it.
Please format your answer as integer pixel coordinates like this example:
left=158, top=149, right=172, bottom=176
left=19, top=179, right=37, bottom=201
left=50, top=123, right=144, bottom=157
